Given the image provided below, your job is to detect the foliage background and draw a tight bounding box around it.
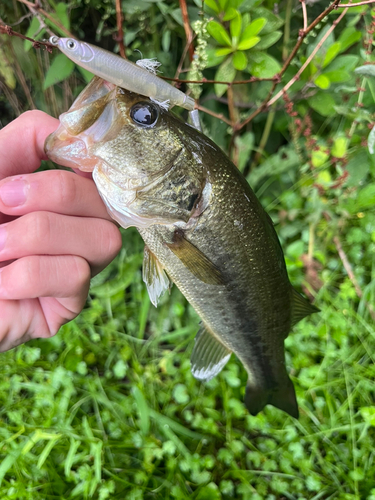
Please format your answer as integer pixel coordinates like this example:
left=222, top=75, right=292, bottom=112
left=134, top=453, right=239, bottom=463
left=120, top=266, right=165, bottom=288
left=1, top=0, right=375, bottom=498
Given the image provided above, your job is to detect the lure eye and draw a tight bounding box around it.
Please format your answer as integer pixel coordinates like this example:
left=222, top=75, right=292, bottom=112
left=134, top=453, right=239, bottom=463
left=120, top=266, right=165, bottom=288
left=130, top=102, right=158, bottom=128
left=66, top=39, right=77, bottom=50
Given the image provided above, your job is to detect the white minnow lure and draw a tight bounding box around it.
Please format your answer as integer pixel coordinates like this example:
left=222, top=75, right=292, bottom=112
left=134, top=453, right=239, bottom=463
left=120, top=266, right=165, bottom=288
left=49, top=36, right=195, bottom=112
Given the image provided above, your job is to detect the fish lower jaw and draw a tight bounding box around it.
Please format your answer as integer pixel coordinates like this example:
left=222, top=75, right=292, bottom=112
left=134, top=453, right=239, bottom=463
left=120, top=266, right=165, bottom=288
left=45, top=132, right=97, bottom=172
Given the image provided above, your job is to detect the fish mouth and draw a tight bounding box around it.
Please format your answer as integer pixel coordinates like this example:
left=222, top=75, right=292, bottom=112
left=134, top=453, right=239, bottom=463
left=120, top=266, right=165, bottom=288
left=45, top=126, right=98, bottom=172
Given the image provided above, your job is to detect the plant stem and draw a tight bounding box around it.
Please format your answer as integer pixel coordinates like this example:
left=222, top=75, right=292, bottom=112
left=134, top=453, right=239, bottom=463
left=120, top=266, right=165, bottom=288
left=283, top=0, right=293, bottom=61
left=250, top=108, right=275, bottom=170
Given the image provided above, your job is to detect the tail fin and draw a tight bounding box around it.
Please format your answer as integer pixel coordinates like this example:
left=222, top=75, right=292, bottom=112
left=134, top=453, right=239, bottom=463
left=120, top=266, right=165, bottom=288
left=244, top=376, right=299, bottom=418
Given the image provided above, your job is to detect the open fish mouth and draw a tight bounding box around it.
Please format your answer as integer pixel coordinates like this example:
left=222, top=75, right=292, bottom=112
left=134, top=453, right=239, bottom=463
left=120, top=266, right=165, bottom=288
left=44, top=131, right=97, bottom=171
left=44, top=77, right=119, bottom=172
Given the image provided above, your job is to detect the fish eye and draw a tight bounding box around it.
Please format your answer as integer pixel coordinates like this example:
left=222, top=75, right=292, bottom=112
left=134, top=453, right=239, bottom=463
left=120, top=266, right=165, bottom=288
left=130, top=102, right=158, bottom=128
left=66, top=39, right=77, bottom=50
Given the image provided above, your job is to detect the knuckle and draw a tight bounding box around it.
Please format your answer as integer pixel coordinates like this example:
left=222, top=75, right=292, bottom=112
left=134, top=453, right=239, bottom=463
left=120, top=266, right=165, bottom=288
left=70, top=256, right=91, bottom=290
left=53, top=170, right=78, bottom=207
left=27, top=211, right=53, bottom=243
left=13, top=256, right=40, bottom=292
left=102, top=222, right=122, bottom=258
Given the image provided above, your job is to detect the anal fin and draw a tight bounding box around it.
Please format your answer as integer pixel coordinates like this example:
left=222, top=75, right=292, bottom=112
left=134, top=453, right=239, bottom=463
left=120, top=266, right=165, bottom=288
left=142, top=246, right=171, bottom=307
left=166, top=229, right=225, bottom=285
left=191, top=323, right=232, bottom=381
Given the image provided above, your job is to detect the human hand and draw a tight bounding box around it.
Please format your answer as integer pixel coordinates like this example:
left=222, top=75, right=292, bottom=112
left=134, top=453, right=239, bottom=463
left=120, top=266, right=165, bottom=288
left=0, top=111, right=122, bottom=351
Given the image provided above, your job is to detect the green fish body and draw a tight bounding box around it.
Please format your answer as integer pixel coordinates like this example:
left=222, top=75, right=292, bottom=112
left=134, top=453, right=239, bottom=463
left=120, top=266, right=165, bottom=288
left=45, top=76, right=318, bottom=418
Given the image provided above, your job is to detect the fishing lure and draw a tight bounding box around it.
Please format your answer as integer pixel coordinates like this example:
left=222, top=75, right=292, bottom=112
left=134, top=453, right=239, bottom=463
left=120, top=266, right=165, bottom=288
left=49, top=36, right=196, bottom=114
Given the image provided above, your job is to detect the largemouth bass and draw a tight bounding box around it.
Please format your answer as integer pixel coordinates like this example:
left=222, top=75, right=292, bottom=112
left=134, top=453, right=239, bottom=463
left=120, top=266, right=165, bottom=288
left=45, top=76, right=318, bottom=418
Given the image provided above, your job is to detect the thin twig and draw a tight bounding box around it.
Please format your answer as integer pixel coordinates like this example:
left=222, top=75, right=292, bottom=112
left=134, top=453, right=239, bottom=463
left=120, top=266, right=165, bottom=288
left=236, top=0, right=342, bottom=130
left=267, top=6, right=349, bottom=107
left=0, top=24, right=54, bottom=51
left=279, top=0, right=341, bottom=80
left=115, top=0, right=126, bottom=59
left=339, top=0, right=375, bottom=6
left=179, top=0, right=194, bottom=61
left=300, top=0, right=308, bottom=32
left=174, top=36, right=195, bottom=80
left=196, top=104, right=233, bottom=126
left=333, top=236, right=375, bottom=320
left=163, top=75, right=275, bottom=84
left=235, top=82, right=277, bottom=131
left=16, top=0, right=74, bottom=38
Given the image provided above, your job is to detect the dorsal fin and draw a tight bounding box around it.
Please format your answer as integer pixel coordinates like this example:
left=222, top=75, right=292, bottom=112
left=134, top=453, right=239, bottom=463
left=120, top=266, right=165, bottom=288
left=291, top=288, right=319, bottom=326
left=191, top=323, right=232, bottom=381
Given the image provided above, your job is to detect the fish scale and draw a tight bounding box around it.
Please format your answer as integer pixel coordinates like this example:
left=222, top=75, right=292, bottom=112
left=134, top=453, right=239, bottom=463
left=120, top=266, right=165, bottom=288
left=45, top=76, right=319, bottom=418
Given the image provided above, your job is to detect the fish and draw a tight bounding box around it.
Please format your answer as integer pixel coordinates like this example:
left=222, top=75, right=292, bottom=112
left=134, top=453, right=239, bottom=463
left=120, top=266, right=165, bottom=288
left=45, top=76, right=319, bottom=418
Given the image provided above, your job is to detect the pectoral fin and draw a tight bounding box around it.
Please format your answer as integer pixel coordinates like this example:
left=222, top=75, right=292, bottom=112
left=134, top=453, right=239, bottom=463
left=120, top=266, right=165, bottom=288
left=291, top=288, right=319, bottom=326
left=191, top=323, right=232, bottom=381
left=166, top=230, right=225, bottom=285
left=142, top=246, right=171, bottom=307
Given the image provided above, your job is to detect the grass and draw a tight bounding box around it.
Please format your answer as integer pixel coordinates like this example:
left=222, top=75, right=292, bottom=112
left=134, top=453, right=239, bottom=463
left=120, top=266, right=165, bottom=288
left=0, top=221, right=374, bottom=499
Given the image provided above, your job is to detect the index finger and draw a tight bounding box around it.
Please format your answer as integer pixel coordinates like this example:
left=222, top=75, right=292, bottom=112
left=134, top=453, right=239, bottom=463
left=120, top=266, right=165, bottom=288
left=0, top=111, right=59, bottom=180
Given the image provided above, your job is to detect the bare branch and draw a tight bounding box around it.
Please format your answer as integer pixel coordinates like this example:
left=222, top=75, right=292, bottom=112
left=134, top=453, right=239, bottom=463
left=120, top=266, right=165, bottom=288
left=115, top=0, right=126, bottom=59
left=196, top=104, right=233, bottom=127
left=179, top=0, right=194, bottom=62
left=16, top=0, right=74, bottom=38
left=339, top=0, right=375, bottom=6
left=0, top=24, right=54, bottom=52
left=300, top=0, right=308, bottom=32
left=267, top=6, right=349, bottom=107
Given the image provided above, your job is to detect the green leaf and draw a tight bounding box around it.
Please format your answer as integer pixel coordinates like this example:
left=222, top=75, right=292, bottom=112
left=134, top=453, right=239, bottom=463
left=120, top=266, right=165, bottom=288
left=238, top=36, right=260, bottom=51
left=314, top=74, right=331, bottom=89
left=43, top=53, right=75, bottom=90
left=223, top=7, right=238, bottom=20
left=355, top=64, right=375, bottom=78
left=308, top=91, right=336, bottom=116
left=338, top=27, right=362, bottom=52
left=247, top=51, right=280, bottom=78
left=214, top=56, right=236, bottom=97
left=251, top=7, right=283, bottom=34
left=132, top=387, right=150, bottom=435
left=77, top=65, right=94, bottom=84
left=327, top=55, right=359, bottom=73
left=218, top=0, right=228, bottom=10
left=322, top=42, right=341, bottom=68
left=240, top=17, right=266, bottom=41
left=55, top=2, right=70, bottom=30
left=215, top=47, right=233, bottom=56
left=0, top=47, right=16, bottom=89
left=331, top=136, right=348, bottom=158
left=255, top=31, right=282, bottom=50
left=173, top=384, right=190, bottom=404
left=205, top=46, right=226, bottom=68
left=207, top=21, right=232, bottom=47
left=356, top=184, right=375, bottom=209
left=233, top=51, right=248, bottom=70
left=230, top=12, right=242, bottom=40
left=368, top=126, right=375, bottom=155
left=322, top=69, right=350, bottom=83
left=24, top=17, right=45, bottom=52
left=204, top=0, right=220, bottom=13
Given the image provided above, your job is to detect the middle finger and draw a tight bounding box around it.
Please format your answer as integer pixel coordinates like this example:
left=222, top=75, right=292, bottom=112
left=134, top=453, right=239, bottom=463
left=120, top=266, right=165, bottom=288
left=0, top=211, right=122, bottom=276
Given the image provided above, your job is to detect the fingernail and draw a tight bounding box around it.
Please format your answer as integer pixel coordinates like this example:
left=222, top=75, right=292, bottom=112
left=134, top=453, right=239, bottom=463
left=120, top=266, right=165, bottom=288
left=0, top=179, right=27, bottom=207
left=0, top=225, right=6, bottom=252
